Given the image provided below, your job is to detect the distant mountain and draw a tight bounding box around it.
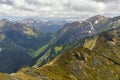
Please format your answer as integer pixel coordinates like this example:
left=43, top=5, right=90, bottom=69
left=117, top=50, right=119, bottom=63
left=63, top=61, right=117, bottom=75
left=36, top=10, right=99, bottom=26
left=33, top=15, right=120, bottom=67
left=1, top=15, right=120, bottom=75
left=0, top=19, right=53, bottom=73
left=56, top=15, right=112, bottom=44
left=21, top=19, right=67, bottom=33
left=56, top=15, right=120, bottom=45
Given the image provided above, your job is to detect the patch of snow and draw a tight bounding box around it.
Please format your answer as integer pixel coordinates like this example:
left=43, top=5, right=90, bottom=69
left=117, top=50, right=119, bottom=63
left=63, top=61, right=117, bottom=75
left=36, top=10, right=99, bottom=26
left=89, top=21, right=95, bottom=30
left=91, top=26, right=94, bottom=30
left=95, top=20, right=98, bottom=24
left=87, top=30, right=92, bottom=34
left=79, top=21, right=82, bottom=23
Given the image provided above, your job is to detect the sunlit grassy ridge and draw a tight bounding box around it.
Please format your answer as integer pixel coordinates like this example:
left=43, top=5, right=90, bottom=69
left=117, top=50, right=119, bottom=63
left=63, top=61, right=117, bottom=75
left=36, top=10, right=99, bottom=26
left=0, top=35, right=120, bottom=80
left=84, top=38, right=97, bottom=50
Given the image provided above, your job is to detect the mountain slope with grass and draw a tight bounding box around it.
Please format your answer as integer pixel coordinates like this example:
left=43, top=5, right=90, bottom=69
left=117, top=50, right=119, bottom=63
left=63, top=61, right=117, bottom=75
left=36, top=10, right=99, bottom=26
left=0, top=19, right=53, bottom=73
left=1, top=15, right=120, bottom=76
left=1, top=27, right=120, bottom=80
left=33, top=15, right=120, bottom=67
left=35, top=27, right=120, bottom=80
left=56, top=15, right=120, bottom=45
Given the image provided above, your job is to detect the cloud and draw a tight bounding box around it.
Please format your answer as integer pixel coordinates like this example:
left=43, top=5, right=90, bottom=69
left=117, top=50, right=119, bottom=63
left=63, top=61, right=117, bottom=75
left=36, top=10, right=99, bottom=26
left=0, top=0, right=119, bottom=18
left=92, top=0, right=119, bottom=3
left=0, top=0, right=13, bottom=5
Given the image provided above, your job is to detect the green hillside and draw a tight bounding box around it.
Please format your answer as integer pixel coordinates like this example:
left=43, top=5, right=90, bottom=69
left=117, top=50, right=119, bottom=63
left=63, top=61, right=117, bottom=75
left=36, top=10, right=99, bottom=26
left=1, top=27, right=120, bottom=80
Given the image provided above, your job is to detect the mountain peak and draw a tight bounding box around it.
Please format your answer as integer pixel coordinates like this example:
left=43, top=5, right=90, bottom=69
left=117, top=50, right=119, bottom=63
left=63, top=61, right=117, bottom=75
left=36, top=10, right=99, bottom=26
left=112, top=16, right=120, bottom=21
left=87, top=15, right=109, bottom=22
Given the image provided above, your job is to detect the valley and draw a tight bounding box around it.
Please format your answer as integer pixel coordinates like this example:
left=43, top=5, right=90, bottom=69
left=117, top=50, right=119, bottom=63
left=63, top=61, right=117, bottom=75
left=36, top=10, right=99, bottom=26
left=0, top=15, right=120, bottom=80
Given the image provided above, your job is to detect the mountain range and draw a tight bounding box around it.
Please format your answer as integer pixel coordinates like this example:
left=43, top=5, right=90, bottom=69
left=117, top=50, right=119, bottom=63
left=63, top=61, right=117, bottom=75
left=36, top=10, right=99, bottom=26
left=0, top=15, right=120, bottom=80
left=20, top=19, right=67, bottom=33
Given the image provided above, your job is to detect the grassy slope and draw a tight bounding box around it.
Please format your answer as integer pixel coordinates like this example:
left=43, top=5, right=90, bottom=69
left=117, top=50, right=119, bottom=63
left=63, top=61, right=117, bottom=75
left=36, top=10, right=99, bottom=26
left=54, top=46, right=63, bottom=54
left=1, top=29, right=120, bottom=80
left=33, top=44, right=49, bottom=57
left=39, top=46, right=120, bottom=80
left=0, top=39, right=120, bottom=80
left=84, top=38, right=97, bottom=50
left=38, top=29, right=120, bottom=80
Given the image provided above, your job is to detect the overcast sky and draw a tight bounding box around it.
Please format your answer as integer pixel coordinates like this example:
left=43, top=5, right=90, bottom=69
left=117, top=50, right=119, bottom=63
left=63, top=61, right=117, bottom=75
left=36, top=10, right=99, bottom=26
left=0, top=0, right=120, bottom=19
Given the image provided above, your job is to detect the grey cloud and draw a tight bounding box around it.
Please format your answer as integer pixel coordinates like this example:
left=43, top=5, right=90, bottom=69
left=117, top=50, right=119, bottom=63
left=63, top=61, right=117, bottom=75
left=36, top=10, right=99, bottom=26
left=68, top=4, right=97, bottom=12
left=92, top=0, right=119, bottom=3
left=26, top=0, right=53, bottom=6
left=16, top=6, right=35, bottom=12
left=0, top=0, right=13, bottom=5
left=64, top=0, right=100, bottom=12
left=0, top=0, right=120, bottom=18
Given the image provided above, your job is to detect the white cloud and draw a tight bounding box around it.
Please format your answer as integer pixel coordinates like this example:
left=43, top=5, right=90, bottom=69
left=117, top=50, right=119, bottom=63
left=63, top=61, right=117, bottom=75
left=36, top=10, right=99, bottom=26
left=0, top=0, right=120, bottom=18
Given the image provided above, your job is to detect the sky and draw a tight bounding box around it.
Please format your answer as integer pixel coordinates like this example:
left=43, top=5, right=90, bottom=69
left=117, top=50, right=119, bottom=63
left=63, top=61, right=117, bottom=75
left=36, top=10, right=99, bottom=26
left=0, top=0, right=120, bottom=20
